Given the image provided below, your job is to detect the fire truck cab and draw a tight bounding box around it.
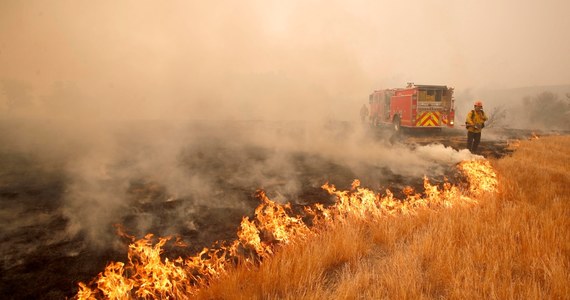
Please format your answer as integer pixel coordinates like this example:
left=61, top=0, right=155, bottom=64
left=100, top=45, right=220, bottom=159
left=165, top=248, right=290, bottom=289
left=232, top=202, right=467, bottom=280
left=369, top=83, right=455, bottom=131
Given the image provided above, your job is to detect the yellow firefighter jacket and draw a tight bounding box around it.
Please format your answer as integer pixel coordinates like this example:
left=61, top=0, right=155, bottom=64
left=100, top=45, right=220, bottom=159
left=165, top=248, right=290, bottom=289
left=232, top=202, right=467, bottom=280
left=466, top=110, right=488, bottom=133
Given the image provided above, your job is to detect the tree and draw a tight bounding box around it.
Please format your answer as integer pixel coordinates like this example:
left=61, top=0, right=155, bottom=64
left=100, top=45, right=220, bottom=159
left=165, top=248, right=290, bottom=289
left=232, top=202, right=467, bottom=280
left=523, top=91, right=570, bottom=130
left=485, top=105, right=507, bottom=128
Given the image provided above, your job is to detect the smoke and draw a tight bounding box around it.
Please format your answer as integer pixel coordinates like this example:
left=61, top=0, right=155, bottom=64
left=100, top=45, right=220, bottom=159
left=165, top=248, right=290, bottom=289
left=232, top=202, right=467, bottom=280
left=0, top=1, right=376, bottom=122
left=2, top=0, right=568, bottom=254
left=453, top=87, right=570, bottom=131
left=2, top=1, right=570, bottom=123
left=1, top=116, right=484, bottom=254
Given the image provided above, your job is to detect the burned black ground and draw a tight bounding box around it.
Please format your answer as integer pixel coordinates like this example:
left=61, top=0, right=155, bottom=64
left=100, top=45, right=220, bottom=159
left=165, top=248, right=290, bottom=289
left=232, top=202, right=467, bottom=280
left=0, top=122, right=546, bottom=299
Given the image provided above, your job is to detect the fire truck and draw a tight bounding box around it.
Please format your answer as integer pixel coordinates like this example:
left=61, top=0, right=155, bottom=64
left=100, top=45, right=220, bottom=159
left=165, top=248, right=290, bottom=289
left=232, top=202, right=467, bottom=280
left=368, top=83, right=455, bottom=131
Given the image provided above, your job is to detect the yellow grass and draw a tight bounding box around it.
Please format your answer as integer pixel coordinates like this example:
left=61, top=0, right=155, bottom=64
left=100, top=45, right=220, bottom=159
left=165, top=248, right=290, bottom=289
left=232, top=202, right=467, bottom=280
left=197, top=136, right=570, bottom=299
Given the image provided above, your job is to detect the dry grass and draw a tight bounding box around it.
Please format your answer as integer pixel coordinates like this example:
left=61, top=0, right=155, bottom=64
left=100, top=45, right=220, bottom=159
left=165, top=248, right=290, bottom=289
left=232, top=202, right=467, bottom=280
left=196, top=136, right=570, bottom=300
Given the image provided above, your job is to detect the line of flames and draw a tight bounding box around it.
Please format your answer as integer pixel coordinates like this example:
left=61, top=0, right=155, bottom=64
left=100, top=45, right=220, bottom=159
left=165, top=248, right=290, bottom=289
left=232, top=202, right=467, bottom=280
left=76, top=159, right=497, bottom=299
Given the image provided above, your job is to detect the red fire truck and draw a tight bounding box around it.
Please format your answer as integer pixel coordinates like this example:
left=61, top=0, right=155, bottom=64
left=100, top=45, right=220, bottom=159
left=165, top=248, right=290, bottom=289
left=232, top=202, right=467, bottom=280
left=368, top=83, right=455, bottom=131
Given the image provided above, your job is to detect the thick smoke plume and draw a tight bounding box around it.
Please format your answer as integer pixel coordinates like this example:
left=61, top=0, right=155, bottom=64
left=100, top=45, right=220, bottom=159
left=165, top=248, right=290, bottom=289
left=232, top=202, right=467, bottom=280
left=1, top=118, right=477, bottom=253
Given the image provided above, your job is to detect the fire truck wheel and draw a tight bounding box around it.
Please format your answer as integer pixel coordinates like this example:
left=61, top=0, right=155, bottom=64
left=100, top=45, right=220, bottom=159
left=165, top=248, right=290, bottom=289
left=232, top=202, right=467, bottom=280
left=393, top=116, right=401, bottom=132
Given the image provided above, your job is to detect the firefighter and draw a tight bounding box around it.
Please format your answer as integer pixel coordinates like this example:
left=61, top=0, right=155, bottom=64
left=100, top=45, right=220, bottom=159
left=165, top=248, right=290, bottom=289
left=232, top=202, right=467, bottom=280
left=465, top=100, right=488, bottom=153
left=360, top=104, right=369, bottom=123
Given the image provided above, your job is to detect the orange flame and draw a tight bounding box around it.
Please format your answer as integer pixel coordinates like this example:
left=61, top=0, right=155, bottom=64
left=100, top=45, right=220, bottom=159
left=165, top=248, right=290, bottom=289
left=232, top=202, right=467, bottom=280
left=457, top=159, right=498, bottom=195
left=230, top=190, right=311, bottom=259
left=76, top=159, right=497, bottom=299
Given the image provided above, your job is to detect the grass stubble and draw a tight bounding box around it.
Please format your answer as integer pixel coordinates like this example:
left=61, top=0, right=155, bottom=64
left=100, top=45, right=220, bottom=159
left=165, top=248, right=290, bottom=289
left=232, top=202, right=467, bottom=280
left=197, top=136, right=570, bottom=299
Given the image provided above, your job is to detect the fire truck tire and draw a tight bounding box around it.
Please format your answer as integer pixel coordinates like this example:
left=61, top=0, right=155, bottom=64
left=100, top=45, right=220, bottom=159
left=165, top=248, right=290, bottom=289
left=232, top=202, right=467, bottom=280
left=393, top=116, right=401, bottom=132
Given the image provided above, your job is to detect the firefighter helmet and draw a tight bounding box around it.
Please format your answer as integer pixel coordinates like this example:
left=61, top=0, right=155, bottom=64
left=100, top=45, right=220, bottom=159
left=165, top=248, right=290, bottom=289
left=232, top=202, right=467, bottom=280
left=474, top=100, right=483, bottom=107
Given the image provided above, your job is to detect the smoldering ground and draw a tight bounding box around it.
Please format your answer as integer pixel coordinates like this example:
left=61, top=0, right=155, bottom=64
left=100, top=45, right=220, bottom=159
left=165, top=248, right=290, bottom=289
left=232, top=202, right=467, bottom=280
left=0, top=117, right=485, bottom=298
left=1, top=1, right=569, bottom=298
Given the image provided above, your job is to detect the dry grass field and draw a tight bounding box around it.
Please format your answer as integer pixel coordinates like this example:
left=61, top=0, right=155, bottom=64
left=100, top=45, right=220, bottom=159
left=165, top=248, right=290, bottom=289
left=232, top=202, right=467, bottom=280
left=65, top=132, right=569, bottom=299
left=194, top=136, right=570, bottom=299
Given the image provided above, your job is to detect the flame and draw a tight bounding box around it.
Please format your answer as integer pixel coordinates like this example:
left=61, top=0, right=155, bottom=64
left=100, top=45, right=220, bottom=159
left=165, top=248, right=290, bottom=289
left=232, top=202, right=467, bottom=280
left=230, top=190, right=310, bottom=259
left=76, top=159, right=497, bottom=299
left=457, top=159, right=498, bottom=195
left=320, top=175, right=474, bottom=220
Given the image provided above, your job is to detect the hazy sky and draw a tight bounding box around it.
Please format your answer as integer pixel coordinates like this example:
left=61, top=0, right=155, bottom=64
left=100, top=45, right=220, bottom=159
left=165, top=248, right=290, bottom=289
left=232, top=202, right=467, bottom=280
left=1, top=0, right=569, bottom=120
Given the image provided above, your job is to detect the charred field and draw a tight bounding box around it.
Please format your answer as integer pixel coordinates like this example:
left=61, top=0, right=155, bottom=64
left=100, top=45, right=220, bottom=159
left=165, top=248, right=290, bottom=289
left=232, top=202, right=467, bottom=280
left=0, top=120, right=550, bottom=299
